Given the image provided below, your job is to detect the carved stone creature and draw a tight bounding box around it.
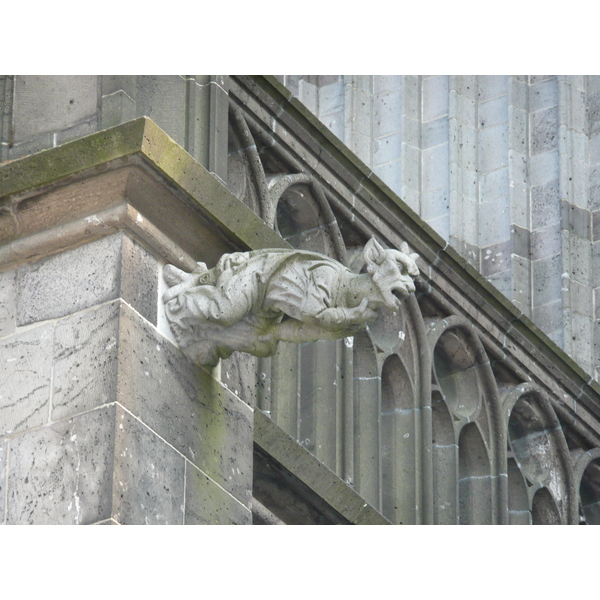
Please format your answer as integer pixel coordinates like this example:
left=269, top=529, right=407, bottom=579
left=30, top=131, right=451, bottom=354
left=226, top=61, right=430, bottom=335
left=162, top=238, right=419, bottom=365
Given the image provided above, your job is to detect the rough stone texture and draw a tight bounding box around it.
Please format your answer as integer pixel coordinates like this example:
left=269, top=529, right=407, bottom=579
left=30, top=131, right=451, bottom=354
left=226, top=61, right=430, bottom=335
left=17, top=234, right=123, bottom=326
left=0, top=438, right=6, bottom=524
left=112, top=406, right=185, bottom=525
left=13, top=76, right=98, bottom=143
left=17, top=233, right=159, bottom=328
left=0, top=323, right=53, bottom=437
left=185, top=462, right=251, bottom=524
left=52, top=301, right=120, bottom=421
left=6, top=405, right=115, bottom=525
left=120, top=234, right=159, bottom=325
left=0, top=268, right=16, bottom=338
left=117, top=302, right=254, bottom=508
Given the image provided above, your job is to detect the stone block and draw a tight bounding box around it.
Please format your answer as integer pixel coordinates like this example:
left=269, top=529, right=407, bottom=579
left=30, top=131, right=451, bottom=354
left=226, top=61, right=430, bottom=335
left=422, top=144, right=449, bottom=192
left=529, top=151, right=559, bottom=187
left=532, top=179, right=560, bottom=229
left=0, top=324, right=53, bottom=437
left=0, top=438, right=6, bottom=524
left=6, top=405, right=115, bottom=525
left=454, top=124, right=478, bottom=172
left=533, top=300, right=563, bottom=339
left=511, top=224, right=531, bottom=259
left=531, top=106, right=559, bottom=155
left=318, top=80, right=344, bottom=116
left=421, top=76, right=449, bottom=122
left=184, top=463, right=251, bottom=524
left=374, top=76, right=402, bottom=96
left=589, top=166, right=600, bottom=211
left=0, top=269, right=16, bottom=338
left=422, top=116, right=448, bottom=150
left=16, top=233, right=159, bottom=327
left=51, top=301, right=120, bottom=422
left=511, top=254, right=532, bottom=311
left=480, top=166, right=509, bottom=202
left=120, top=235, right=159, bottom=325
left=421, top=188, right=449, bottom=220
left=479, top=196, right=510, bottom=246
left=112, top=406, right=185, bottom=525
left=17, top=234, right=122, bottom=326
left=510, top=180, right=529, bottom=230
left=116, top=303, right=253, bottom=507
left=509, top=107, right=527, bottom=154
left=508, top=77, right=527, bottom=111
left=220, top=352, right=258, bottom=408
left=589, top=134, right=600, bottom=166
left=588, top=91, right=600, bottom=138
left=373, top=132, right=402, bottom=168
left=478, top=124, right=508, bottom=173
left=531, top=223, right=562, bottom=261
left=479, top=96, right=508, bottom=129
left=449, top=91, right=476, bottom=126
left=481, top=240, right=512, bottom=277
left=570, top=235, right=592, bottom=286
left=426, top=213, right=450, bottom=241
left=13, top=76, right=98, bottom=143
left=477, top=76, right=508, bottom=101
left=528, top=78, right=558, bottom=114
left=373, top=89, right=402, bottom=139
left=0, top=205, right=18, bottom=243
left=532, top=254, right=563, bottom=307
left=568, top=280, right=593, bottom=316
left=101, top=90, right=137, bottom=129
left=135, top=76, right=187, bottom=148
left=487, top=267, right=512, bottom=299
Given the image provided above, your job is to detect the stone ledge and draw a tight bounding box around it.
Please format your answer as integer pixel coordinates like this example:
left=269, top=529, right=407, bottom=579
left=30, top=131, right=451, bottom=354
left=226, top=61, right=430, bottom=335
left=253, top=409, right=390, bottom=525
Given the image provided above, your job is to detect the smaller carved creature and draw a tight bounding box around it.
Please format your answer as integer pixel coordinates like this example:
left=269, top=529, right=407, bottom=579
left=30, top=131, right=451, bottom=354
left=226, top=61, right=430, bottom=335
left=162, top=238, right=419, bottom=365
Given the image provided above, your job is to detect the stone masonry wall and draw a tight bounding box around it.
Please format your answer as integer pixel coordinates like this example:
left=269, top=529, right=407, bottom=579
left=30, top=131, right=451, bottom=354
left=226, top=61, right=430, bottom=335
left=277, top=75, right=600, bottom=379
left=0, top=231, right=252, bottom=524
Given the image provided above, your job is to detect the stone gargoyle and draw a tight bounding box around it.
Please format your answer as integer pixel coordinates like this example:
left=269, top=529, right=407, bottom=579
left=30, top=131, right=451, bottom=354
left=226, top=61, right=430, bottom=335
left=162, top=238, right=419, bottom=365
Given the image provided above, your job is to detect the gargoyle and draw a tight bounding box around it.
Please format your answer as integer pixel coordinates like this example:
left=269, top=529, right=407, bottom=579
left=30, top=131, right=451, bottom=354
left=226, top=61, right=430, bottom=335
left=162, top=238, right=419, bottom=365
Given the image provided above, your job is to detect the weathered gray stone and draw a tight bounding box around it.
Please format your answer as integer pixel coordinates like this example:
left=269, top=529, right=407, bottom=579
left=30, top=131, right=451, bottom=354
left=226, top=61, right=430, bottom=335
left=0, top=324, right=53, bottom=437
left=531, top=105, right=559, bottom=155
left=478, top=124, right=508, bottom=173
left=528, top=78, right=558, bottom=113
left=531, top=224, right=562, bottom=261
left=532, top=254, right=563, bottom=307
left=0, top=268, right=16, bottom=338
left=185, top=463, right=251, bottom=524
left=17, top=234, right=122, bottom=326
left=479, top=95, right=508, bottom=129
left=17, top=233, right=159, bottom=328
left=13, top=76, right=98, bottom=143
left=0, top=438, right=6, bottom=524
left=532, top=179, right=560, bottom=229
left=117, top=303, right=254, bottom=506
left=6, top=405, right=115, bottom=525
left=120, top=235, right=159, bottom=325
left=52, top=301, right=120, bottom=421
left=112, top=406, right=185, bottom=525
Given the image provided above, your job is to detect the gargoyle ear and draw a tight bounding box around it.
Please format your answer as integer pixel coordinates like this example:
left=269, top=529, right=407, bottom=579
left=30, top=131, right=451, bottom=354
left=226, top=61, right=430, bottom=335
left=400, top=241, right=409, bottom=254
left=364, top=238, right=385, bottom=268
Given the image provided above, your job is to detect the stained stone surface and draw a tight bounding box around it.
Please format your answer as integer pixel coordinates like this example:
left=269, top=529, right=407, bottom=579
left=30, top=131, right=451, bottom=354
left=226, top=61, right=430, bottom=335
left=112, top=406, right=185, bottom=525
left=52, top=301, right=120, bottom=421
left=6, top=405, right=115, bottom=525
left=120, top=234, right=159, bottom=325
left=117, top=302, right=254, bottom=507
left=0, top=269, right=16, bottom=338
left=0, top=323, right=53, bottom=437
left=17, top=234, right=123, bottom=326
left=185, top=463, right=251, bottom=524
left=0, top=439, right=6, bottom=524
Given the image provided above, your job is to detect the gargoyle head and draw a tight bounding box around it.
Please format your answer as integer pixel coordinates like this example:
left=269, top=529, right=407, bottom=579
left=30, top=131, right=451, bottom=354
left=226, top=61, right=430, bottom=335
left=364, top=238, right=419, bottom=310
